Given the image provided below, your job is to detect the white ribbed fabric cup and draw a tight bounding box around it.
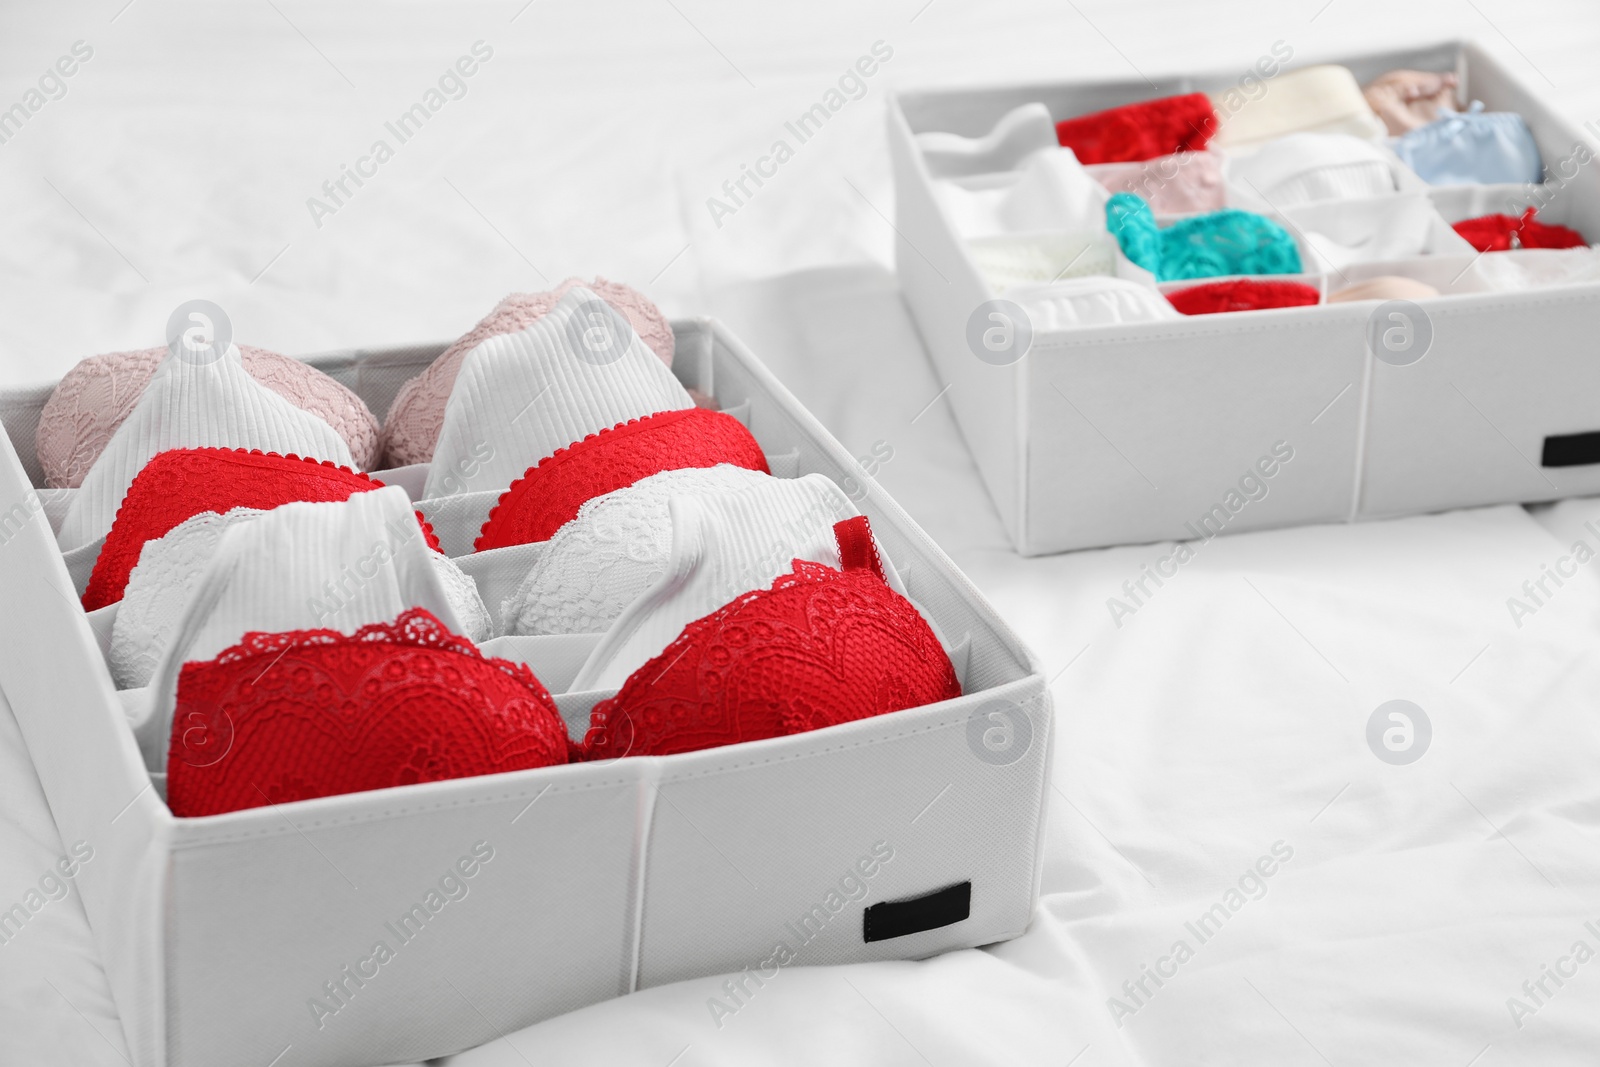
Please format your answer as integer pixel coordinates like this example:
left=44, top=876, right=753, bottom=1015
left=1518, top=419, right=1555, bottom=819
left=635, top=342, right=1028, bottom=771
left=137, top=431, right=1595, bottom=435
left=111, top=504, right=490, bottom=691
left=423, top=286, right=693, bottom=499
left=57, top=344, right=354, bottom=552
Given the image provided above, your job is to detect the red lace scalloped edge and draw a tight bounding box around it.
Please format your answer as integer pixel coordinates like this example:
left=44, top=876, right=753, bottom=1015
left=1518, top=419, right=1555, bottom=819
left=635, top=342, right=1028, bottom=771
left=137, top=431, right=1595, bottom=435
left=473, top=407, right=767, bottom=553
left=83, top=448, right=439, bottom=610
left=476, top=411, right=683, bottom=547
left=102, top=447, right=382, bottom=542
left=607, top=520, right=894, bottom=698
left=200, top=606, right=549, bottom=699
left=581, top=550, right=960, bottom=760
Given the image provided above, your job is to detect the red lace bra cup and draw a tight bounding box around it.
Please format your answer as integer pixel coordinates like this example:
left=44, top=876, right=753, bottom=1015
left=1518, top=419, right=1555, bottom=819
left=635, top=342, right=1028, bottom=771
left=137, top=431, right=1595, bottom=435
left=582, top=516, right=960, bottom=761
left=1055, top=93, right=1218, bottom=165
left=166, top=608, right=568, bottom=817
left=474, top=407, right=770, bottom=553
left=82, top=448, right=438, bottom=612
left=1453, top=208, right=1588, bottom=252
left=1166, top=279, right=1322, bottom=315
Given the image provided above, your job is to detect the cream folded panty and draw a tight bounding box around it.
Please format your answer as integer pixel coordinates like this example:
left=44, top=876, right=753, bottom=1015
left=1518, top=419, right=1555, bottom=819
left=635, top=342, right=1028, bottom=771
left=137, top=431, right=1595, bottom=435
left=568, top=473, right=902, bottom=693
left=1209, top=65, right=1386, bottom=152
left=423, top=286, right=693, bottom=499
left=57, top=345, right=354, bottom=553
left=132, top=487, right=481, bottom=768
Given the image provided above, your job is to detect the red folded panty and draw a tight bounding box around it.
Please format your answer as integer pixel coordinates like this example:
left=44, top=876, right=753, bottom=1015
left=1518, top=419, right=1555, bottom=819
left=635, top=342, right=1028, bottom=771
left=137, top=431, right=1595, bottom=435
left=1452, top=208, right=1587, bottom=252
left=1165, top=279, right=1321, bottom=315
left=1056, top=92, right=1218, bottom=165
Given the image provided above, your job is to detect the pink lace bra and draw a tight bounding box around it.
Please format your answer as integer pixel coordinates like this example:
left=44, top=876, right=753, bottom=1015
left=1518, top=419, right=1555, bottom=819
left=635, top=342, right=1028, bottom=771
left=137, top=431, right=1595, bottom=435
left=37, top=344, right=379, bottom=488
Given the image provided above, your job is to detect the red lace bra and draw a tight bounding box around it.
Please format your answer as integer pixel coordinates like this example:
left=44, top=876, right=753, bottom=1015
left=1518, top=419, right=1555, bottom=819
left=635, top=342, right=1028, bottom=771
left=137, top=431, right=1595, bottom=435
left=1452, top=208, right=1587, bottom=252
left=1165, top=278, right=1322, bottom=315
left=1055, top=92, right=1218, bottom=165
left=165, top=608, right=569, bottom=817
left=581, top=516, right=961, bottom=760
left=474, top=407, right=769, bottom=552
left=83, top=448, right=434, bottom=611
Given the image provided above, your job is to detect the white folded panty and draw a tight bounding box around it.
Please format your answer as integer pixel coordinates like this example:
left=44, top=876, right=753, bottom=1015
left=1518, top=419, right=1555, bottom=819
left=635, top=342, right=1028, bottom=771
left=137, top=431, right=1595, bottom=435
left=501, top=464, right=773, bottom=637
left=935, top=147, right=1110, bottom=239
left=967, top=233, right=1119, bottom=293
left=915, top=102, right=1059, bottom=178
left=1472, top=248, right=1600, bottom=291
left=57, top=345, right=354, bottom=553
left=569, top=473, right=902, bottom=693
left=1004, top=275, right=1179, bottom=329
left=133, top=486, right=483, bottom=768
left=1226, top=133, right=1408, bottom=208
left=423, top=286, right=693, bottom=499
left=1284, top=194, right=1471, bottom=272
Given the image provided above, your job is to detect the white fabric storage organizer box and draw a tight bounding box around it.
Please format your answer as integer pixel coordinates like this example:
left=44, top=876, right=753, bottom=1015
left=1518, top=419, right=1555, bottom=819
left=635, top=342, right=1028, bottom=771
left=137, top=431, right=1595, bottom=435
left=0, top=319, right=1052, bottom=1067
left=889, top=40, right=1600, bottom=556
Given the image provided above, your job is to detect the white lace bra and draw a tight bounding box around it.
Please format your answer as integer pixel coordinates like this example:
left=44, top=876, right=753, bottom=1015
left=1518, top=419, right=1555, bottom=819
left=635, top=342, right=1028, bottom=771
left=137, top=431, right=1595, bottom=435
left=500, top=464, right=773, bottom=637
left=568, top=472, right=902, bottom=693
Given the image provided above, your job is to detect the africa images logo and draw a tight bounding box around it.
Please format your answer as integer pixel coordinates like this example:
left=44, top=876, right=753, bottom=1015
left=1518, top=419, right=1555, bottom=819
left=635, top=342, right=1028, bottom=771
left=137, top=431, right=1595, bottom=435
left=167, top=299, right=232, bottom=366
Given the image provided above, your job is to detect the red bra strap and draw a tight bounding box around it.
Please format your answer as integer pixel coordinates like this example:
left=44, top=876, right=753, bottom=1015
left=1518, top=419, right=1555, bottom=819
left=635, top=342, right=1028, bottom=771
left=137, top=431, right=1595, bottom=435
left=834, top=516, right=885, bottom=581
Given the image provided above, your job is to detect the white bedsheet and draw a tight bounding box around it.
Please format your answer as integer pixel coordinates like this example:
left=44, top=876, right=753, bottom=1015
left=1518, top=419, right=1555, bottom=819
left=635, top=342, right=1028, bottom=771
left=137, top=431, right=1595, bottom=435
left=5, top=1, right=1600, bottom=1064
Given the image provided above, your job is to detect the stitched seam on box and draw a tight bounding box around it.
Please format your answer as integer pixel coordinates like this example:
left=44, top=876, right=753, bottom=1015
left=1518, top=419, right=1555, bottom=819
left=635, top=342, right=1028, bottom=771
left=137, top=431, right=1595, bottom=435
left=1409, top=290, right=1600, bottom=317
left=1027, top=287, right=1600, bottom=351
left=624, top=762, right=661, bottom=995
left=657, top=691, right=1047, bottom=785
left=168, top=775, right=638, bottom=847
left=1030, top=320, right=1365, bottom=348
